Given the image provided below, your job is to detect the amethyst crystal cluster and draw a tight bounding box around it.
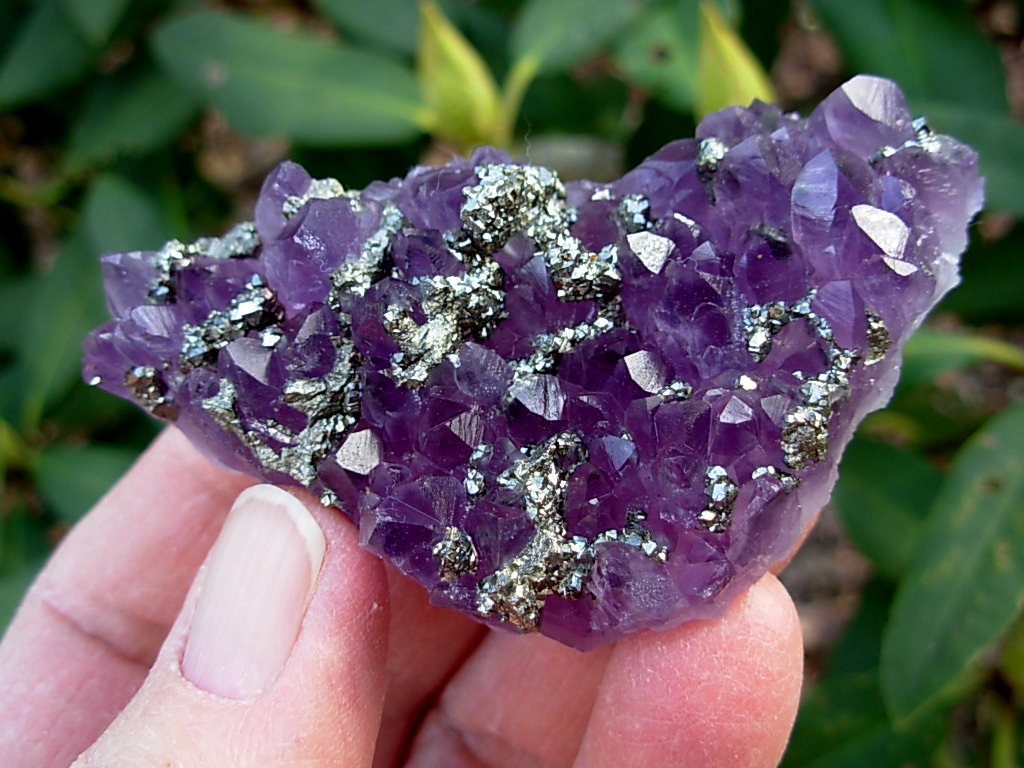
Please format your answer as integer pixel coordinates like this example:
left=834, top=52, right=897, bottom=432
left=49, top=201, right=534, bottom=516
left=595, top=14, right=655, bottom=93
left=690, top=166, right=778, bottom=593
left=83, top=76, right=982, bottom=649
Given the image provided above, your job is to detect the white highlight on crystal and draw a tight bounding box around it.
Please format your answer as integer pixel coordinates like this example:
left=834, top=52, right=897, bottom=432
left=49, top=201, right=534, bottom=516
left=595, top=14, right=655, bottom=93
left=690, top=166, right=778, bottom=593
left=882, top=256, right=919, bottom=276
left=851, top=205, right=911, bottom=271
left=447, top=410, right=485, bottom=447
left=624, top=350, right=667, bottom=393
left=720, top=395, right=754, bottom=424
left=841, top=75, right=905, bottom=124
left=626, top=231, right=675, bottom=274
left=510, top=374, right=566, bottom=420
left=335, top=429, right=382, bottom=475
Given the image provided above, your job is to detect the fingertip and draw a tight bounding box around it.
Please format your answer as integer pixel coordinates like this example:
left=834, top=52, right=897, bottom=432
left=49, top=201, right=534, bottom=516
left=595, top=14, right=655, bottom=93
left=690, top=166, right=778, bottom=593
left=286, top=489, right=392, bottom=716
left=76, top=487, right=391, bottom=768
left=738, top=572, right=804, bottom=654
left=576, top=574, right=803, bottom=768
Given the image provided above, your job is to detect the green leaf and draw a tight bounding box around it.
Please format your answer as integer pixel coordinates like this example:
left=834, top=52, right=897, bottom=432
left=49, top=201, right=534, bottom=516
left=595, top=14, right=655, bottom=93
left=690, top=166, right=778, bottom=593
left=67, top=66, right=201, bottom=171
left=418, top=0, right=503, bottom=149
left=316, top=0, right=421, bottom=54
left=0, top=419, right=13, bottom=496
left=0, top=420, right=6, bottom=501
left=151, top=10, right=427, bottom=146
left=18, top=230, right=108, bottom=431
left=16, top=173, right=178, bottom=428
left=898, top=326, right=1024, bottom=395
left=825, top=579, right=893, bottom=677
left=0, top=367, right=24, bottom=427
left=914, top=103, right=1024, bottom=216
left=45, top=374, right=158, bottom=440
left=0, top=2, right=24, bottom=60
left=810, top=0, right=1006, bottom=110
left=783, top=582, right=941, bottom=768
left=881, top=400, right=1024, bottom=721
left=782, top=675, right=942, bottom=765
left=988, top=695, right=1019, bottom=768
left=61, top=0, right=133, bottom=46
left=0, top=417, right=30, bottom=476
left=36, top=443, right=140, bottom=523
left=0, top=273, right=33, bottom=355
left=0, top=504, right=51, bottom=634
left=0, top=551, right=46, bottom=634
left=515, top=71, right=632, bottom=140
left=941, top=226, right=1024, bottom=323
left=695, top=0, right=775, bottom=116
left=613, top=2, right=700, bottom=113
left=783, top=671, right=890, bottom=768
left=783, top=673, right=939, bottom=768
left=832, top=438, right=940, bottom=579
left=81, top=172, right=178, bottom=254
left=0, top=0, right=95, bottom=108
left=1000, top=613, right=1024, bottom=704
left=314, top=0, right=473, bottom=57
left=511, top=0, right=648, bottom=76
left=739, top=0, right=789, bottom=70
left=809, top=0, right=1020, bottom=213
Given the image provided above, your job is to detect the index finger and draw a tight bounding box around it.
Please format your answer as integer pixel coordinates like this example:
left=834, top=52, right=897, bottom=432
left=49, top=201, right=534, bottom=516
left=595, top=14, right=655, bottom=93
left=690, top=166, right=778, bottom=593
left=0, top=428, right=253, bottom=768
left=574, top=574, right=803, bottom=768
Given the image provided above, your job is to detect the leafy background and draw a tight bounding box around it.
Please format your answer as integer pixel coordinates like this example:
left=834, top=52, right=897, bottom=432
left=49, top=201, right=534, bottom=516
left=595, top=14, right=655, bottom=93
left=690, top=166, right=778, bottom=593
left=1, top=0, right=1022, bottom=763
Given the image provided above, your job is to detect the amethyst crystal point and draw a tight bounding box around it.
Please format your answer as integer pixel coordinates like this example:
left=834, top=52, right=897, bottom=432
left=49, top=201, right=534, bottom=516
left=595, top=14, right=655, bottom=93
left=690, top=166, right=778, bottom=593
left=83, top=76, right=983, bottom=649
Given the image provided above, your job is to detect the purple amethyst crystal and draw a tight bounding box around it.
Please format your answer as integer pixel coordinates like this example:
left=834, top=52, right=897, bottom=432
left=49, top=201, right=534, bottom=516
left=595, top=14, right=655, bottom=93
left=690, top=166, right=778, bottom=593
left=83, top=76, right=983, bottom=650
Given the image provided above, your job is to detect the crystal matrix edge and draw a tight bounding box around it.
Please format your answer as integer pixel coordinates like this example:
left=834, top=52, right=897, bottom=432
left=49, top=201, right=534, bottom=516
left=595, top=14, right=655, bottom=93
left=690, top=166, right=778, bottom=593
left=83, top=76, right=983, bottom=650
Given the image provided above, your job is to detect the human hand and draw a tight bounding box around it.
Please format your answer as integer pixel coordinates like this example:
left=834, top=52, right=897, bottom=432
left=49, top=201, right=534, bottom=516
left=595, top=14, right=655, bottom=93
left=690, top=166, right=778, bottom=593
left=0, top=428, right=802, bottom=767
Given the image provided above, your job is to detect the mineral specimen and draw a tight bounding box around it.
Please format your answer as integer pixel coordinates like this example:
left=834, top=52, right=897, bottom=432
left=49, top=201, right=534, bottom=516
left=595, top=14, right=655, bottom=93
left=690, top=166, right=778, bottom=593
left=83, top=76, right=983, bottom=649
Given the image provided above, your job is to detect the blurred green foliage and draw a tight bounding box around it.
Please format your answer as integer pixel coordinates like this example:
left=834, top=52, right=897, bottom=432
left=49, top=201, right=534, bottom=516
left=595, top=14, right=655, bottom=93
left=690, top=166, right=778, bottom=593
left=0, top=0, right=1022, bottom=764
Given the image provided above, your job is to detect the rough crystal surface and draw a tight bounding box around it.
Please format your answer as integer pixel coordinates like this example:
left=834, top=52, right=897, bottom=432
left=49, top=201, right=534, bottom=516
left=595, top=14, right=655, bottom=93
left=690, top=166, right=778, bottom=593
left=83, top=76, right=983, bottom=650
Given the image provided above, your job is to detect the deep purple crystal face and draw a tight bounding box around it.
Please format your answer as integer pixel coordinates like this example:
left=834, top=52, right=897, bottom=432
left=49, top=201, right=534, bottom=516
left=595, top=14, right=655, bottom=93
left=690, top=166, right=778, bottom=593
left=83, top=76, right=983, bottom=650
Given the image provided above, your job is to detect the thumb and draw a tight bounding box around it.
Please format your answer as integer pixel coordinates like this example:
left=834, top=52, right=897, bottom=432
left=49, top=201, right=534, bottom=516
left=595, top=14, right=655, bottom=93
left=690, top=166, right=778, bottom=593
left=73, top=485, right=390, bottom=768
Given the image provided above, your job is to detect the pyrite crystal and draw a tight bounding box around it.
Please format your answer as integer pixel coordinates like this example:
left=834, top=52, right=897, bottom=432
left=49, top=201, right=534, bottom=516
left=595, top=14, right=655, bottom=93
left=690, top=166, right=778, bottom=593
left=84, top=76, right=983, bottom=649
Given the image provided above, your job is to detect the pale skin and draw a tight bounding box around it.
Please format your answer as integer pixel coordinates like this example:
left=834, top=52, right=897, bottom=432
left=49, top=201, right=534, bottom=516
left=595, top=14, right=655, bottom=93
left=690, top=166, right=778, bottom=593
left=0, top=428, right=803, bottom=767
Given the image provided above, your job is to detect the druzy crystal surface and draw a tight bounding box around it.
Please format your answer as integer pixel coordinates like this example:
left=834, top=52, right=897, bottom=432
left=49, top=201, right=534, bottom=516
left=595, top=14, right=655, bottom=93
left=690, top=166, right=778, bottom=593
left=83, top=76, right=983, bottom=649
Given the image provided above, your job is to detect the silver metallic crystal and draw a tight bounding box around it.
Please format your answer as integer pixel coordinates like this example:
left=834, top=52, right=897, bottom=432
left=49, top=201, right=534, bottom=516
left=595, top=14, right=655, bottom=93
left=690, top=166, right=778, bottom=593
left=781, top=406, right=830, bottom=469
left=864, top=310, right=891, bottom=365
left=203, top=376, right=356, bottom=487
left=385, top=260, right=506, bottom=387
left=737, top=374, right=758, bottom=391
left=282, top=337, right=363, bottom=428
left=542, top=235, right=621, bottom=301
left=742, top=290, right=865, bottom=470
left=461, top=163, right=570, bottom=253
left=386, top=159, right=632, bottom=389
left=511, top=307, right=620, bottom=380
left=869, top=114, right=943, bottom=165
left=697, top=464, right=738, bottom=533
left=123, top=365, right=177, bottom=419
left=696, top=137, right=728, bottom=199
left=433, top=526, right=479, bottom=582
left=330, top=202, right=405, bottom=300
left=192, top=221, right=260, bottom=260
left=282, top=177, right=348, bottom=219
left=147, top=222, right=260, bottom=303
left=180, top=274, right=282, bottom=370
left=476, top=432, right=669, bottom=631
left=658, top=379, right=693, bottom=402
left=617, top=194, right=651, bottom=233
left=463, top=443, right=491, bottom=499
